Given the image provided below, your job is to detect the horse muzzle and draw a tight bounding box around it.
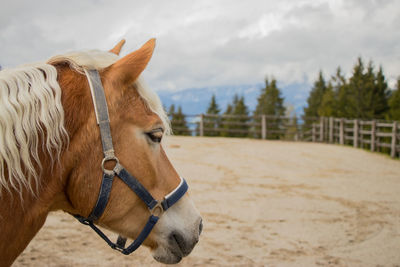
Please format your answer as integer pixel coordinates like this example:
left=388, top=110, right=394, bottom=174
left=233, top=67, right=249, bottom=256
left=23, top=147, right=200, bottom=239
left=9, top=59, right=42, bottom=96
left=151, top=198, right=203, bottom=264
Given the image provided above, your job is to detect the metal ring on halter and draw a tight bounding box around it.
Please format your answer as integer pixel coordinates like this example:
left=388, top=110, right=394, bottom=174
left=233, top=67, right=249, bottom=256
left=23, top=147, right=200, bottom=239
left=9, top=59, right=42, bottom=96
left=101, top=155, right=120, bottom=176
left=150, top=202, right=164, bottom=217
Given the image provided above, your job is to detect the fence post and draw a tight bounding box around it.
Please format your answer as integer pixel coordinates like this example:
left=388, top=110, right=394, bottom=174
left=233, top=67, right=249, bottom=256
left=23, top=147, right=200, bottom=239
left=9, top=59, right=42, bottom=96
left=199, top=114, right=204, bottom=136
left=261, top=115, right=266, bottom=140
left=391, top=121, right=398, bottom=158
left=371, top=120, right=376, bottom=152
left=329, top=117, right=333, bottom=143
left=339, top=118, right=344, bottom=145
left=353, top=119, right=359, bottom=148
left=312, top=123, right=316, bottom=142
left=325, top=117, right=329, bottom=141
left=320, top=117, right=324, bottom=142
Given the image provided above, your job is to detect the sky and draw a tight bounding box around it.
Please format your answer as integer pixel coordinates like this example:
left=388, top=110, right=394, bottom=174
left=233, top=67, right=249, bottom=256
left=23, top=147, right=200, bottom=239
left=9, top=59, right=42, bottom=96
left=1, top=0, right=399, bottom=92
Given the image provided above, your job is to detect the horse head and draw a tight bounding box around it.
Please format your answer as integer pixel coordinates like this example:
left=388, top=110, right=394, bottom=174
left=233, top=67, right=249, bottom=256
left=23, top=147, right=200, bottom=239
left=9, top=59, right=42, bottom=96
left=49, top=39, right=202, bottom=264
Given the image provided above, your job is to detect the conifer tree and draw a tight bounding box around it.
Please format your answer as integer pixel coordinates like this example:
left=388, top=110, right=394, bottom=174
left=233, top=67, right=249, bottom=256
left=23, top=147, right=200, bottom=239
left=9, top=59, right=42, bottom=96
left=306, top=59, right=391, bottom=121
left=388, top=78, right=400, bottom=120
left=333, top=67, right=351, bottom=118
left=318, top=82, right=337, bottom=117
left=169, top=104, right=176, bottom=133
left=371, top=66, right=390, bottom=118
left=221, top=94, right=249, bottom=137
left=168, top=104, right=175, bottom=116
left=254, top=78, right=285, bottom=116
left=253, top=78, right=286, bottom=139
left=204, top=94, right=220, bottom=136
left=303, top=71, right=327, bottom=118
left=170, top=105, right=190, bottom=135
left=231, top=95, right=249, bottom=137
left=221, top=104, right=233, bottom=137
left=348, top=58, right=364, bottom=118
left=347, top=58, right=377, bottom=119
left=344, top=59, right=391, bottom=119
left=221, top=95, right=240, bottom=137
left=206, top=94, right=220, bottom=114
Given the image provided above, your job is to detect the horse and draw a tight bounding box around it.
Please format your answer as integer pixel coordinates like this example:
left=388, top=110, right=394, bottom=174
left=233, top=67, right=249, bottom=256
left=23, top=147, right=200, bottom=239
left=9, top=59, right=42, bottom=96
left=0, top=39, right=202, bottom=266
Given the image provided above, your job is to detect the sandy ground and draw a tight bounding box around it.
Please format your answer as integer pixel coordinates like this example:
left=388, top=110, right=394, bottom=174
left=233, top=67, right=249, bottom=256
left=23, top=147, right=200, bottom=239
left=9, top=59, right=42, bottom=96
left=14, top=136, right=400, bottom=267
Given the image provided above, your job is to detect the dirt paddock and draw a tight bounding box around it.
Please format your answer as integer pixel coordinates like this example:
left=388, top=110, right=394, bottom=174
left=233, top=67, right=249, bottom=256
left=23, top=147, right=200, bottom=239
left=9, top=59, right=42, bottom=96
left=15, top=136, right=400, bottom=266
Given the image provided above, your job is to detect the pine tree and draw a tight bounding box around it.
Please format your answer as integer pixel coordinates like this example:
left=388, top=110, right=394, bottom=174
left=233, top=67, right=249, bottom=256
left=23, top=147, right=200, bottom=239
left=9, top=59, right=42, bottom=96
left=222, top=95, right=240, bottom=137
left=221, top=94, right=249, bottom=138
left=306, top=59, right=391, bottom=121
left=318, top=82, right=337, bottom=117
left=371, top=66, right=390, bottom=118
left=253, top=78, right=286, bottom=139
left=231, top=95, right=249, bottom=137
left=346, top=58, right=377, bottom=119
left=169, top=104, right=176, bottom=133
left=206, top=94, right=220, bottom=114
left=170, top=105, right=190, bottom=135
left=254, top=78, right=285, bottom=116
left=343, top=58, right=391, bottom=119
left=333, top=67, right=351, bottom=118
left=221, top=104, right=233, bottom=137
left=388, top=78, right=400, bottom=120
left=168, top=104, right=175, bottom=117
left=304, top=71, right=327, bottom=118
left=347, top=58, right=364, bottom=118
left=204, top=94, right=221, bottom=136
left=363, top=61, right=376, bottom=118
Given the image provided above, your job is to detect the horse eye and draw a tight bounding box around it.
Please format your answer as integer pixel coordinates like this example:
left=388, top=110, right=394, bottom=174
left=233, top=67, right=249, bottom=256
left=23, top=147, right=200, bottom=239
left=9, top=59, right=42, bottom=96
left=146, top=129, right=163, bottom=143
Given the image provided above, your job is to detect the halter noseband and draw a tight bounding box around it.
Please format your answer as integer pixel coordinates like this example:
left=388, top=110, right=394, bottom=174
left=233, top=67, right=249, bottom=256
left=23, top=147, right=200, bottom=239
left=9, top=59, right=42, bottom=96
left=73, top=69, right=188, bottom=255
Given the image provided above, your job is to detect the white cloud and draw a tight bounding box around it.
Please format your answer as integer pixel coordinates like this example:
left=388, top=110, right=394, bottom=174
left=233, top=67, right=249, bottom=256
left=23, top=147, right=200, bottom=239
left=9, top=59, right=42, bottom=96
left=1, top=0, right=399, bottom=92
left=238, top=13, right=284, bottom=40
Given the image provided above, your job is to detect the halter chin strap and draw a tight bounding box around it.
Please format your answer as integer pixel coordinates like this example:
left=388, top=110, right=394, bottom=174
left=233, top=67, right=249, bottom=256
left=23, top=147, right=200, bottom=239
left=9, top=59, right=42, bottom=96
left=73, top=69, right=188, bottom=255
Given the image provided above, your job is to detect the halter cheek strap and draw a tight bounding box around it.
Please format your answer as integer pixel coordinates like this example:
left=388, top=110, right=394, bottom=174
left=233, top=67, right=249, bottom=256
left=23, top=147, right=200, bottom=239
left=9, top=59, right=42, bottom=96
left=73, top=69, right=188, bottom=255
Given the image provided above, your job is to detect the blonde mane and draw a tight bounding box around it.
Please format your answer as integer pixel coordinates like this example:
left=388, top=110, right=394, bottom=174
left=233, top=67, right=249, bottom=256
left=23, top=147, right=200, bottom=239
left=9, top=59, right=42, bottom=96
left=0, top=64, right=67, bottom=197
left=0, top=49, right=170, bottom=197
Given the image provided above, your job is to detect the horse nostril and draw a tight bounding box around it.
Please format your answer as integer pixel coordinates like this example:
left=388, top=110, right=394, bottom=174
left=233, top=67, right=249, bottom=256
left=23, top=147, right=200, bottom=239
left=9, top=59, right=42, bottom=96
left=170, top=232, right=185, bottom=255
left=199, top=218, right=203, bottom=235
left=169, top=231, right=196, bottom=256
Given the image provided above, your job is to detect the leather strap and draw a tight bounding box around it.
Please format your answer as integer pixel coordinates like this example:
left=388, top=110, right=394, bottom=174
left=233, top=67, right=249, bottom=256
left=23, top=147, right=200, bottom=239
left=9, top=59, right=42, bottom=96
left=116, top=166, right=158, bottom=209
left=161, top=178, right=188, bottom=211
left=73, top=69, right=189, bottom=255
left=84, top=69, right=114, bottom=157
left=87, top=173, right=114, bottom=221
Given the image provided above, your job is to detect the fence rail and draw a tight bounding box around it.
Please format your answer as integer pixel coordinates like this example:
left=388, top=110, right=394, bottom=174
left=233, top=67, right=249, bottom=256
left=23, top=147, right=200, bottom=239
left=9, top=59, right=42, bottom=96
left=171, top=114, right=400, bottom=159
left=311, top=117, right=399, bottom=158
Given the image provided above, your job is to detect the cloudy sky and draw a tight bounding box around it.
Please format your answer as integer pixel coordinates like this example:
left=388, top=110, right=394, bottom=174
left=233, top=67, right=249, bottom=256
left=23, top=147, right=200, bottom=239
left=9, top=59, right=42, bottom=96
left=1, top=0, right=399, bottom=92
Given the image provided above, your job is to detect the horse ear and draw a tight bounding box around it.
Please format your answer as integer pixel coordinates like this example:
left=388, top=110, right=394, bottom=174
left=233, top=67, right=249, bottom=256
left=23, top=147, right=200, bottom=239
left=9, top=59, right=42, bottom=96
left=106, top=38, right=155, bottom=85
left=109, top=39, right=126, bottom=55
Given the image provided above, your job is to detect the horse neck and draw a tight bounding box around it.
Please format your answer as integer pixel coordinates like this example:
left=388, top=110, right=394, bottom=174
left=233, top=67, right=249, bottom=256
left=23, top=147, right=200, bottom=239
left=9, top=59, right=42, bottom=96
left=0, top=64, right=90, bottom=266
left=0, top=156, right=66, bottom=266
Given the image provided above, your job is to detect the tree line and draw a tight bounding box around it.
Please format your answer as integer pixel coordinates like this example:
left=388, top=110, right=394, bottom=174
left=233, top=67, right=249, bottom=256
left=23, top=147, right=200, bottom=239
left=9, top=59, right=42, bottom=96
left=169, top=77, right=288, bottom=139
left=168, top=57, right=400, bottom=137
left=305, top=58, right=400, bottom=121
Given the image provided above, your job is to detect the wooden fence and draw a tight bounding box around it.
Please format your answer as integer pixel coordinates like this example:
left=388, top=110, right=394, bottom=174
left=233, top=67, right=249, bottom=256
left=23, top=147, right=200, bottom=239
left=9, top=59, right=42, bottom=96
left=170, top=114, right=400, bottom=158
left=310, top=117, right=400, bottom=158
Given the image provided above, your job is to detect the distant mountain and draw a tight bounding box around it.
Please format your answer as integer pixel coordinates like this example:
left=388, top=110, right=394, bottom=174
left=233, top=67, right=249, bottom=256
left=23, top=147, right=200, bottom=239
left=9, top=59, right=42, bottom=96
left=157, top=82, right=310, bottom=116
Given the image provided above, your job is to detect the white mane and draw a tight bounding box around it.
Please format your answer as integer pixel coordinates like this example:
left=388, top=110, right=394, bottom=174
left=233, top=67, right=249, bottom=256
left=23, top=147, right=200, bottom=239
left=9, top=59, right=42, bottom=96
left=0, top=63, right=67, bottom=197
left=0, top=49, right=170, bottom=197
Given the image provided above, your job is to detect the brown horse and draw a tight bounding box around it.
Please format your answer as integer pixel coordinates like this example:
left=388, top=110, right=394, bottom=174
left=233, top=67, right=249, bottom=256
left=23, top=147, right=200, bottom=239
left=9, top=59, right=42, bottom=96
left=0, top=39, right=202, bottom=265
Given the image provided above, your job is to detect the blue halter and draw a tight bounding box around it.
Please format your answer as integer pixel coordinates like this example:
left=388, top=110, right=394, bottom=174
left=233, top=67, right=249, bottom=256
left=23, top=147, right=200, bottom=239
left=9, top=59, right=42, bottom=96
left=73, top=69, right=188, bottom=255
